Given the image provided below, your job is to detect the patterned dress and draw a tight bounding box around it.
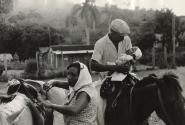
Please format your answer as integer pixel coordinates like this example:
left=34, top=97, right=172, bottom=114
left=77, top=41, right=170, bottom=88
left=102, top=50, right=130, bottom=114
left=64, top=86, right=98, bottom=125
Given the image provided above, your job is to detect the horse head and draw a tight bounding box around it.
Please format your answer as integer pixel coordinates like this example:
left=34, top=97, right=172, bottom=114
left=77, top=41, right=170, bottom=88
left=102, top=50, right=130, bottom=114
left=155, top=72, right=185, bottom=125
left=7, top=79, right=39, bottom=102
left=132, top=72, right=185, bottom=125
left=103, top=72, right=185, bottom=125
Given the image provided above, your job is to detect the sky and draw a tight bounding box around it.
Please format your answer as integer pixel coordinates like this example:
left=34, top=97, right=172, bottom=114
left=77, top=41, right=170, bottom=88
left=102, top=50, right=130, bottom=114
left=73, top=0, right=185, bottom=16
left=12, top=0, right=185, bottom=16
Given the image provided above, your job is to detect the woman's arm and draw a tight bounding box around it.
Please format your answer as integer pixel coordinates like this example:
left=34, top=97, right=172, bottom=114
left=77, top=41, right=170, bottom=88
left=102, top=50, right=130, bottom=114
left=44, top=80, right=69, bottom=90
left=45, top=92, right=90, bottom=115
left=53, top=80, right=69, bottom=90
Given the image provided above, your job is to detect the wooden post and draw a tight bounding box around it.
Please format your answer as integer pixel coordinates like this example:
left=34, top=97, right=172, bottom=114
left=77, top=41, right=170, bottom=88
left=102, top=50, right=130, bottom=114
left=36, top=52, right=40, bottom=77
left=152, top=43, right=156, bottom=69
left=48, top=26, right=51, bottom=46
left=172, top=14, right=176, bottom=68
left=164, top=45, right=168, bottom=67
left=3, top=54, right=7, bottom=77
left=56, top=55, right=58, bottom=68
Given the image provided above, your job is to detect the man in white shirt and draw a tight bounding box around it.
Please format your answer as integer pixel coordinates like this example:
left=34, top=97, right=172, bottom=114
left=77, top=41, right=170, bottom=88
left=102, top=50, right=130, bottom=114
left=91, top=18, right=132, bottom=76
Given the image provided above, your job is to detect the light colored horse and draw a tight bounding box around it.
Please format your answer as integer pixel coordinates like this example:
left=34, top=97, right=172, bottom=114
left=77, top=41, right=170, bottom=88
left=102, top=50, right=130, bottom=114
left=0, top=94, right=34, bottom=125
left=25, top=80, right=66, bottom=125
left=25, top=79, right=106, bottom=125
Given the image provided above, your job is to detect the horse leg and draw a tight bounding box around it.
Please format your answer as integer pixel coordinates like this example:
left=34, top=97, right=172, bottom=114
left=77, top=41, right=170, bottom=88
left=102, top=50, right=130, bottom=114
left=44, top=108, right=54, bottom=125
left=27, top=101, right=44, bottom=125
left=94, top=80, right=106, bottom=125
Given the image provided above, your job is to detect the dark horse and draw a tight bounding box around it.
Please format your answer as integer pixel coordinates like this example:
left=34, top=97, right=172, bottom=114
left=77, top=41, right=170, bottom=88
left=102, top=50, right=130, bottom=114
left=102, top=72, right=185, bottom=125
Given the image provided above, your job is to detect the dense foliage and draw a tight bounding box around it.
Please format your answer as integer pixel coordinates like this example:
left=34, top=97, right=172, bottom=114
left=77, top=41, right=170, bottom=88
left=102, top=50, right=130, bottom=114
left=0, top=2, right=185, bottom=61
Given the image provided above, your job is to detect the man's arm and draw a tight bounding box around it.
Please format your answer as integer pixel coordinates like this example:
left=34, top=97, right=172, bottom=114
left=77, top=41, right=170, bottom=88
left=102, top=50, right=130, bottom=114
left=90, top=59, right=130, bottom=73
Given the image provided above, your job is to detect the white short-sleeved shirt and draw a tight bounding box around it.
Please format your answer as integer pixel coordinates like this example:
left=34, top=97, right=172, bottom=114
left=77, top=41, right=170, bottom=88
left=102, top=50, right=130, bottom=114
left=92, top=34, right=132, bottom=65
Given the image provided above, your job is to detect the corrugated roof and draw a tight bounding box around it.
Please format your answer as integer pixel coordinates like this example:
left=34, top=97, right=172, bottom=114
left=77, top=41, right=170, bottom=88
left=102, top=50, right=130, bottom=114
left=50, top=44, right=94, bottom=51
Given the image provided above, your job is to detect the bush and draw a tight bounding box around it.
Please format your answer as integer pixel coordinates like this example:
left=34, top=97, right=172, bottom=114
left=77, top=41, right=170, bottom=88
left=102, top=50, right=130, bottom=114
left=0, top=74, right=8, bottom=82
left=175, top=52, right=185, bottom=66
left=24, top=59, right=37, bottom=74
left=0, top=64, right=4, bottom=75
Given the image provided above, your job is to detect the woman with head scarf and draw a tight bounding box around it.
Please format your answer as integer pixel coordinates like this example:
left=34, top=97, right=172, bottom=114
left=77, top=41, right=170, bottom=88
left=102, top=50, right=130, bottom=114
left=42, top=61, right=98, bottom=125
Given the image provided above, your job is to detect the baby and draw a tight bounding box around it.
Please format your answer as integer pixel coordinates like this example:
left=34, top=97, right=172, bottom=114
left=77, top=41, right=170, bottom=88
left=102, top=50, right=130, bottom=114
left=116, top=46, right=142, bottom=66
left=110, top=46, right=142, bottom=81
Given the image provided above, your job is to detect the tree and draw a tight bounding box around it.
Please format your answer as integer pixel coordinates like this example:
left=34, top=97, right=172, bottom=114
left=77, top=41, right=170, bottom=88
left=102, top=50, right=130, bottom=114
left=0, top=0, right=13, bottom=24
left=69, top=0, right=99, bottom=45
left=154, top=9, right=179, bottom=68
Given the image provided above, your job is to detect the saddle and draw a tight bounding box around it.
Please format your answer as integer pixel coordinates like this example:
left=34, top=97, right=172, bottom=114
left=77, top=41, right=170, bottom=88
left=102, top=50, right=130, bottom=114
left=100, top=73, right=140, bottom=125
left=100, top=73, right=139, bottom=100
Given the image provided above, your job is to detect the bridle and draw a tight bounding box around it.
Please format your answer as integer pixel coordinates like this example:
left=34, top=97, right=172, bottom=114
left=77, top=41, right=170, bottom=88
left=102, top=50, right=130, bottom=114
left=129, top=78, right=174, bottom=125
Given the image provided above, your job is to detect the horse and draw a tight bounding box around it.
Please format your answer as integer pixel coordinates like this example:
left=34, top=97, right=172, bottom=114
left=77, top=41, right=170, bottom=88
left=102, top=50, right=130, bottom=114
left=23, top=79, right=66, bottom=125
left=99, top=72, right=185, bottom=125
left=0, top=79, right=44, bottom=125
left=23, top=72, right=185, bottom=125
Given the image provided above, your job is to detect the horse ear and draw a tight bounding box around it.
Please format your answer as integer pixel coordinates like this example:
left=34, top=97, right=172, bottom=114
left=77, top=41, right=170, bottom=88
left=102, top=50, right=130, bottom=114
left=7, top=108, right=24, bottom=124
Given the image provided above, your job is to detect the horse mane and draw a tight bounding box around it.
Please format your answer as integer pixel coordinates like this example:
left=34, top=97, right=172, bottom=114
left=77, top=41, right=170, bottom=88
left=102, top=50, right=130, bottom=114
left=158, top=72, right=185, bottom=125
left=160, top=72, right=183, bottom=92
left=135, top=73, right=158, bottom=87
left=158, top=72, right=184, bottom=102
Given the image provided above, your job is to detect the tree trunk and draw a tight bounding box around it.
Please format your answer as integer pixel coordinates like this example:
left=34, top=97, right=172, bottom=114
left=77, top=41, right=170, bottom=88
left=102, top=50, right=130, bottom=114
left=152, top=43, right=155, bottom=69
left=163, top=45, right=168, bottom=68
left=84, top=21, right=90, bottom=45
left=92, top=21, right=96, bottom=31
left=172, top=14, right=176, bottom=68
left=108, top=14, right=112, bottom=27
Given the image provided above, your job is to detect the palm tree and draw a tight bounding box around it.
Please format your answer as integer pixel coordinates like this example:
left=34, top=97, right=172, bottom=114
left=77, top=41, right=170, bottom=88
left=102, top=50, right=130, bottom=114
left=101, top=3, right=112, bottom=26
left=0, top=0, right=13, bottom=24
left=68, top=0, right=99, bottom=45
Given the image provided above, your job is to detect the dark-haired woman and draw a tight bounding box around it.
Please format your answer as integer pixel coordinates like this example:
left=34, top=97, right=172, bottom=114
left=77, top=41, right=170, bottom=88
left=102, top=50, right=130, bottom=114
left=42, top=62, right=98, bottom=125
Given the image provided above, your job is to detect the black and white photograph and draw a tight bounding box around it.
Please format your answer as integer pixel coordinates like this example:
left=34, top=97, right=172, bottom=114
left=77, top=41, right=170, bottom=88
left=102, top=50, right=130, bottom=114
left=0, top=0, right=185, bottom=125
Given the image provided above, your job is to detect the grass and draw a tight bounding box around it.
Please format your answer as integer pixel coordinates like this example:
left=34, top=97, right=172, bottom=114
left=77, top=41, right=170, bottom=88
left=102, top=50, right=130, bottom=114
left=1, top=66, right=185, bottom=125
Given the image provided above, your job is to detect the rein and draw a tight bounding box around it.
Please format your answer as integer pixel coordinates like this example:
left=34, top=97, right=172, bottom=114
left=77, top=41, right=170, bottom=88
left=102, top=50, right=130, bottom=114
left=129, top=80, right=173, bottom=125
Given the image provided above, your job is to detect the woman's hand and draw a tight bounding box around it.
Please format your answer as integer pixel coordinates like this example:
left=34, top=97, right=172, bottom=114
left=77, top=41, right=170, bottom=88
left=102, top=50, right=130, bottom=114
left=43, top=80, right=56, bottom=91
left=41, top=100, right=53, bottom=108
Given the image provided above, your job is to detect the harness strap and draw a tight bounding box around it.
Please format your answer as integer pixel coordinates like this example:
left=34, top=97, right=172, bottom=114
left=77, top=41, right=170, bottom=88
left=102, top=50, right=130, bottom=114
left=157, top=88, right=174, bottom=125
left=129, top=86, right=136, bottom=125
left=111, top=83, right=125, bottom=108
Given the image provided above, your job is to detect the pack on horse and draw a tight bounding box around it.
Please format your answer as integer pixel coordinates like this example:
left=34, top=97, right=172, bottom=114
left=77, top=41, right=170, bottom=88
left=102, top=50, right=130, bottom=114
left=19, top=72, right=185, bottom=125
left=0, top=79, right=45, bottom=125
left=23, top=79, right=66, bottom=125
left=99, top=72, right=185, bottom=125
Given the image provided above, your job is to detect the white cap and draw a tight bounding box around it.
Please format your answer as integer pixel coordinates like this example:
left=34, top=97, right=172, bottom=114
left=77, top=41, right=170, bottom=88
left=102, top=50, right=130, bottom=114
left=110, top=19, right=130, bottom=35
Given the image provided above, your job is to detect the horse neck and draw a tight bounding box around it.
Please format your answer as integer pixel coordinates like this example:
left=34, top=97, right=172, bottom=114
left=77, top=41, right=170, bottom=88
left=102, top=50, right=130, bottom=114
left=132, top=84, right=158, bottom=123
left=155, top=74, right=185, bottom=125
